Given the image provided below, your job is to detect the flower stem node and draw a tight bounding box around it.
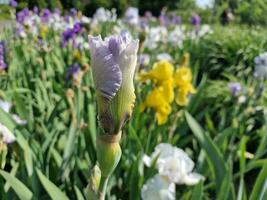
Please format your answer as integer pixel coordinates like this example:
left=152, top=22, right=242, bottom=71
left=96, top=132, right=122, bottom=178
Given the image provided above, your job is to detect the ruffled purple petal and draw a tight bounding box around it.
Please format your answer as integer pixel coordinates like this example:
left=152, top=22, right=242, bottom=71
left=89, top=36, right=122, bottom=100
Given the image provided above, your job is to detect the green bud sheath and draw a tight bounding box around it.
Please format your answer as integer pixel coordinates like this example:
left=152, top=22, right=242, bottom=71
left=96, top=133, right=122, bottom=178
left=86, top=165, right=101, bottom=200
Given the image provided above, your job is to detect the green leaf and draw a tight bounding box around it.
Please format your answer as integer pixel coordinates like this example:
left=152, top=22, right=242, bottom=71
left=36, top=169, right=69, bottom=200
left=74, top=185, right=85, bottom=200
left=185, top=111, right=230, bottom=199
left=0, top=170, right=33, bottom=200
left=191, top=181, right=203, bottom=200
left=249, top=162, right=267, bottom=200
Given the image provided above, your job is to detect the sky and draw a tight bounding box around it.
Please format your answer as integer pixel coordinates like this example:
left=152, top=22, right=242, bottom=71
left=196, top=0, right=213, bottom=8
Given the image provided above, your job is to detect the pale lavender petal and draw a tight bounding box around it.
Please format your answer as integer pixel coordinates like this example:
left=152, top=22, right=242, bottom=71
left=12, top=114, right=27, bottom=125
left=0, top=122, right=16, bottom=144
left=89, top=35, right=122, bottom=100
left=0, top=99, right=12, bottom=113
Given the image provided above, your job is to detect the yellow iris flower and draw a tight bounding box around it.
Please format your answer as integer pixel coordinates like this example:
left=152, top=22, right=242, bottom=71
left=140, top=60, right=175, bottom=124
left=174, top=54, right=196, bottom=106
left=140, top=54, right=196, bottom=124
left=140, top=86, right=172, bottom=125
left=139, top=60, right=174, bottom=84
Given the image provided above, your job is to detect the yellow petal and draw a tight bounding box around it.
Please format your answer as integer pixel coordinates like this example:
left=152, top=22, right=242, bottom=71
left=176, top=88, right=189, bottom=106
left=174, top=66, right=193, bottom=87
left=161, top=80, right=175, bottom=103
left=156, top=112, right=168, bottom=125
left=140, top=60, right=174, bottom=84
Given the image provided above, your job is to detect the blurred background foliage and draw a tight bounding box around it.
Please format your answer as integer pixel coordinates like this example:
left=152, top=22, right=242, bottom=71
left=1, top=0, right=267, bottom=25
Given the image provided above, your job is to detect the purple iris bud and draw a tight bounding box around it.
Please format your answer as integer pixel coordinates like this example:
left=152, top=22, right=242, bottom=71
left=254, top=52, right=267, bottom=79
left=72, top=38, right=80, bottom=49
left=22, top=8, right=30, bottom=17
left=70, top=8, right=77, bottom=16
left=144, top=11, right=152, bottom=19
left=16, top=10, right=26, bottom=23
left=228, top=82, right=242, bottom=96
left=66, top=63, right=80, bottom=81
left=191, top=13, right=201, bottom=26
left=73, top=22, right=82, bottom=34
left=15, top=25, right=26, bottom=37
left=37, top=37, right=43, bottom=46
left=124, top=7, right=139, bottom=26
left=54, top=8, right=60, bottom=15
left=64, top=15, right=70, bottom=23
left=88, top=32, right=139, bottom=100
left=170, top=13, right=181, bottom=25
left=9, top=0, right=18, bottom=7
left=0, top=41, right=7, bottom=70
left=41, top=9, right=51, bottom=23
left=138, top=54, right=150, bottom=67
left=0, top=62, right=7, bottom=70
left=139, top=19, right=148, bottom=31
left=88, top=32, right=139, bottom=132
left=33, top=6, right=39, bottom=14
left=159, top=12, right=170, bottom=26
left=62, top=28, right=74, bottom=42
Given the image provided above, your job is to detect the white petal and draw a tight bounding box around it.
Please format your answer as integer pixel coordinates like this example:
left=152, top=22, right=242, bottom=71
left=143, top=154, right=152, bottom=167
left=141, top=175, right=175, bottom=200
left=0, top=122, right=16, bottom=144
left=0, top=99, right=12, bottom=113
left=12, top=114, right=27, bottom=125
left=182, top=172, right=205, bottom=185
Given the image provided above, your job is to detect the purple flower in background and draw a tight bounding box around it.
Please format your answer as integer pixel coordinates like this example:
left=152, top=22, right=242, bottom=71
left=33, top=6, right=39, bottom=14
left=61, top=22, right=83, bottom=47
left=70, top=8, right=77, bottom=16
left=15, top=24, right=26, bottom=38
left=254, top=52, right=267, bottom=79
left=9, top=0, right=18, bottom=7
left=16, top=9, right=29, bottom=24
left=138, top=54, right=150, bottom=68
left=0, top=41, right=7, bottom=70
left=41, top=9, right=51, bottom=23
left=124, top=7, right=139, bottom=26
left=159, top=11, right=170, bottom=26
left=228, top=82, right=242, bottom=96
left=170, top=12, right=181, bottom=25
left=191, top=13, right=201, bottom=26
left=62, top=28, right=74, bottom=42
left=73, top=22, right=82, bottom=34
left=66, top=63, right=80, bottom=81
left=144, top=11, right=153, bottom=19
left=139, top=19, right=149, bottom=31
left=37, top=37, right=43, bottom=46
left=54, top=8, right=60, bottom=15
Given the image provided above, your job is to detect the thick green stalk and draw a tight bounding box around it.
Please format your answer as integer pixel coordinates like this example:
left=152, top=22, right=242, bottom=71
left=98, top=176, right=109, bottom=200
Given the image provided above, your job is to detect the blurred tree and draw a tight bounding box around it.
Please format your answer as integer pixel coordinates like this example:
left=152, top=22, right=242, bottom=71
left=237, top=0, right=267, bottom=25
left=49, top=0, right=63, bottom=11
left=214, top=0, right=240, bottom=10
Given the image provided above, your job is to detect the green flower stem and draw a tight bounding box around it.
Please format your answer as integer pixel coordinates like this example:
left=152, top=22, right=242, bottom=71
left=98, top=176, right=109, bottom=200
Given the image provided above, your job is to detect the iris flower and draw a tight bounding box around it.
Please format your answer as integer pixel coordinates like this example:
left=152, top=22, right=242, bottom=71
left=140, top=54, right=196, bottom=124
left=140, top=60, right=174, bottom=124
left=142, top=143, right=204, bottom=200
left=89, top=31, right=139, bottom=134
left=174, top=54, right=196, bottom=106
